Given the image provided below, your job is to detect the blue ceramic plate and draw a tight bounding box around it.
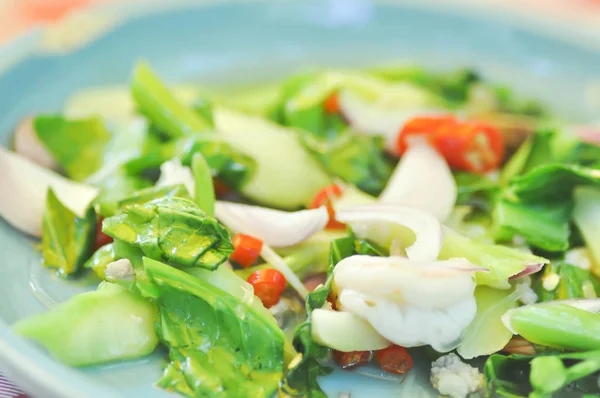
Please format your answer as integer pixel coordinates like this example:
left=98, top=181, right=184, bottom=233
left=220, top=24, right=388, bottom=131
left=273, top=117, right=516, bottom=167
left=1, top=1, right=599, bottom=397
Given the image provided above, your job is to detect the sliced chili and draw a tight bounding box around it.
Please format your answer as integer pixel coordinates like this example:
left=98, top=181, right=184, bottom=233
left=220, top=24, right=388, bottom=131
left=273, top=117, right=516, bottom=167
left=230, top=233, right=263, bottom=268
left=310, top=184, right=345, bottom=229
left=247, top=268, right=287, bottom=308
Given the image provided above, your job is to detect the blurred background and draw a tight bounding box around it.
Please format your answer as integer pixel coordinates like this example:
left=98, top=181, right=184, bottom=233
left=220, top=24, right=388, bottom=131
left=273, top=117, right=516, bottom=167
left=1, top=0, right=600, bottom=44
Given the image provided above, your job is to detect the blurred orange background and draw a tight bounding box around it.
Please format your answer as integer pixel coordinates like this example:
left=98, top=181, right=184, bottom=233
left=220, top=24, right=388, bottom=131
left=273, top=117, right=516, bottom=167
left=0, top=0, right=600, bottom=44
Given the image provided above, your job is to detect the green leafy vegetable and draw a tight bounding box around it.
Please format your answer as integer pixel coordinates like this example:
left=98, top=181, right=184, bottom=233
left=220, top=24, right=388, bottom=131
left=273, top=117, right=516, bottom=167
left=534, top=262, right=600, bottom=302
left=573, top=186, right=600, bottom=277
left=14, top=282, right=158, bottom=366
left=117, top=184, right=191, bottom=211
left=501, top=130, right=556, bottom=184
left=280, top=236, right=355, bottom=398
left=84, top=243, right=117, bottom=279
left=485, top=352, right=600, bottom=397
left=33, top=115, right=112, bottom=181
left=102, top=197, right=232, bottom=270
left=130, top=63, right=256, bottom=190
left=504, top=303, right=600, bottom=351
left=277, top=72, right=394, bottom=195
left=131, top=62, right=211, bottom=137
left=493, top=197, right=571, bottom=252
left=511, top=164, right=600, bottom=203
left=42, top=189, right=97, bottom=277
left=140, top=257, right=285, bottom=398
left=191, top=152, right=215, bottom=216
left=455, top=172, right=500, bottom=208
left=300, top=129, right=394, bottom=195
left=94, top=172, right=153, bottom=217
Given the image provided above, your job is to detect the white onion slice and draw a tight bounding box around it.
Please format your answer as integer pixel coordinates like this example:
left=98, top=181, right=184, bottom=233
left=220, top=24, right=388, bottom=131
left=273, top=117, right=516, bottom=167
left=259, top=244, right=309, bottom=299
left=378, top=137, right=457, bottom=221
left=156, top=158, right=195, bottom=196
left=215, top=202, right=328, bottom=248
left=0, top=148, right=98, bottom=237
left=336, top=204, right=443, bottom=262
left=311, top=308, right=391, bottom=352
left=338, top=89, right=443, bottom=152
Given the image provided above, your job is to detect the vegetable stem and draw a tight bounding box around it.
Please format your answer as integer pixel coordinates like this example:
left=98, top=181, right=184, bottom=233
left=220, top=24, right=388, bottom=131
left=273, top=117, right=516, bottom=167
left=191, top=153, right=215, bottom=216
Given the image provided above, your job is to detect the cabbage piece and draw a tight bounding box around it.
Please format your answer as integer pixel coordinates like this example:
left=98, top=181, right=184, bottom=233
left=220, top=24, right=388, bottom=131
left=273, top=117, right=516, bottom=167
left=42, top=189, right=97, bottom=277
left=140, top=257, right=285, bottom=398
left=457, top=286, right=518, bottom=359
left=14, top=283, right=158, bottom=366
left=102, top=197, right=232, bottom=270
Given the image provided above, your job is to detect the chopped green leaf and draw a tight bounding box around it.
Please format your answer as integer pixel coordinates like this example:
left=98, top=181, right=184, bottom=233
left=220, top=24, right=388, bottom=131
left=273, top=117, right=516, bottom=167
left=42, top=189, right=97, bottom=277
left=534, top=262, right=600, bottom=302
left=141, top=257, right=285, bottom=398
left=33, top=115, right=112, bottom=181
left=493, top=197, right=571, bottom=252
left=300, top=128, right=394, bottom=196
left=117, top=184, right=191, bottom=211
left=511, top=164, right=600, bottom=203
left=94, top=171, right=153, bottom=217
left=103, top=197, right=232, bottom=270
left=501, top=130, right=556, bottom=184
left=191, top=152, right=215, bottom=216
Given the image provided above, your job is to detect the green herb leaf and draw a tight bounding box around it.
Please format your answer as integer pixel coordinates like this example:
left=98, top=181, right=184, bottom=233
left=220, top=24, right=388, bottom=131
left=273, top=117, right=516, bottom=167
left=534, top=262, right=600, bottom=302
left=33, top=115, right=112, bottom=181
left=141, top=257, right=285, bottom=398
left=102, top=197, right=232, bottom=270
left=42, top=189, right=97, bottom=277
left=493, top=198, right=571, bottom=252
left=191, top=153, right=215, bottom=217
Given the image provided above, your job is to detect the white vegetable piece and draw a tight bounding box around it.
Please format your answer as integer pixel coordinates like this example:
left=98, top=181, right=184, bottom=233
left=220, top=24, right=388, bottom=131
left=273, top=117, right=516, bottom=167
left=156, top=159, right=329, bottom=247
left=337, top=89, right=443, bottom=152
left=336, top=205, right=443, bottom=262
left=13, top=117, right=58, bottom=169
left=215, top=202, right=328, bottom=248
left=156, top=158, right=195, bottom=195
left=333, top=255, right=479, bottom=352
left=378, top=137, right=457, bottom=221
left=430, top=353, right=485, bottom=398
left=0, top=148, right=98, bottom=237
left=311, top=308, right=391, bottom=352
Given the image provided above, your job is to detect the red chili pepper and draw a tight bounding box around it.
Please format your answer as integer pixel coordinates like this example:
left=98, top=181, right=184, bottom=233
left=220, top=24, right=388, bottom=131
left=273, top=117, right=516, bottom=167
left=247, top=268, right=287, bottom=308
left=323, top=94, right=341, bottom=114
left=230, top=233, right=263, bottom=268
left=374, top=345, right=413, bottom=375
left=310, top=184, right=345, bottom=229
left=333, top=350, right=371, bottom=370
left=394, top=115, right=457, bottom=155
left=395, top=115, right=505, bottom=173
left=93, top=217, right=113, bottom=251
left=434, top=120, right=504, bottom=173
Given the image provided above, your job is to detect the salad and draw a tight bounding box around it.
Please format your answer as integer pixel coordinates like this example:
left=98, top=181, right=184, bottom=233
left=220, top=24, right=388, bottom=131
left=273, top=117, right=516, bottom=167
left=1, top=62, right=600, bottom=398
